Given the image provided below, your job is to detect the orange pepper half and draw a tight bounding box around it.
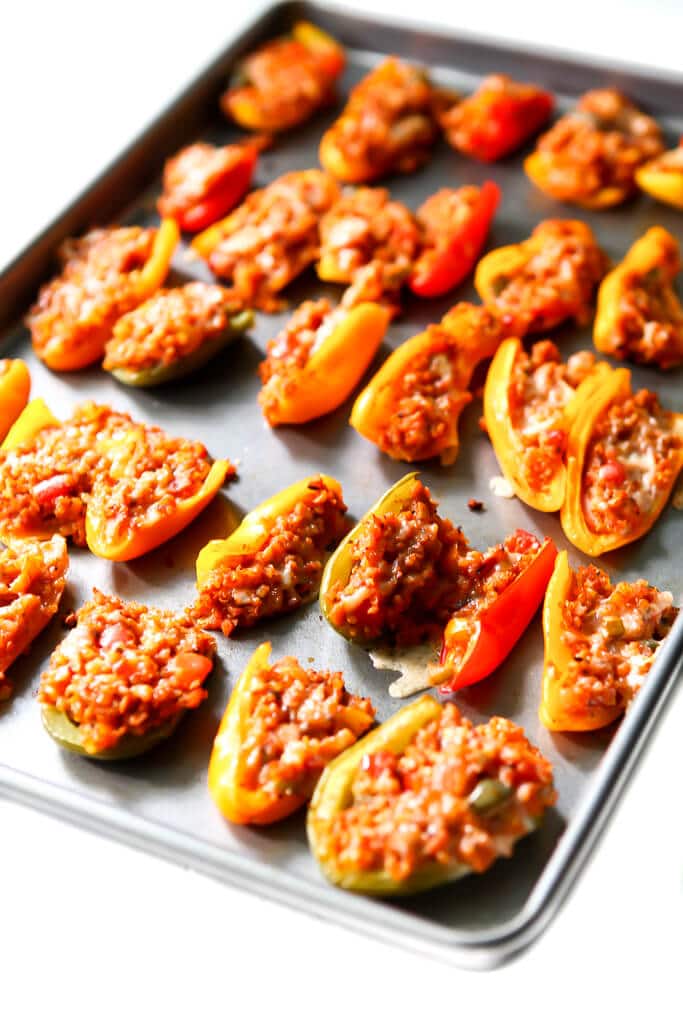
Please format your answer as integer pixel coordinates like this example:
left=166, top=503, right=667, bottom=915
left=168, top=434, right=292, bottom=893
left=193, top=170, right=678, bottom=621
left=259, top=301, right=390, bottom=426
left=0, top=359, right=30, bottom=443
left=483, top=338, right=611, bottom=511
left=350, top=303, right=502, bottom=464
left=635, top=138, right=683, bottom=210
left=560, top=367, right=683, bottom=556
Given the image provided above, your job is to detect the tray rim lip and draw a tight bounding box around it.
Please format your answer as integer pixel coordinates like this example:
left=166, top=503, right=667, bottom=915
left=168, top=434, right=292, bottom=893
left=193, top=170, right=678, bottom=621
left=2, top=0, right=683, bottom=970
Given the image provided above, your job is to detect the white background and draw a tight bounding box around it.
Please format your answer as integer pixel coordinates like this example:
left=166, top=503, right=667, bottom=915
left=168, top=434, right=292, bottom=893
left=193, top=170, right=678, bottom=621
left=1, top=2, right=682, bottom=1020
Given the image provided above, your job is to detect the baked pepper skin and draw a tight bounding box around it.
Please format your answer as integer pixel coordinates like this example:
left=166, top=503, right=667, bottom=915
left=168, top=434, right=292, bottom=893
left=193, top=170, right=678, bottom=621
left=319, top=472, right=417, bottom=638
left=108, top=309, right=254, bottom=388
left=0, top=359, right=31, bottom=443
left=560, top=368, right=683, bottom=556
left=196, top=474, right=344, bottom=587
left=350, top=303, right=502, bottom=464
left=437, top=532, right=557, bottom=692
left=538, top=550, right=619, bottom=732
left=593, top=227, right=683, bottom=369
left=408, top=181, right=500, bottom=298
left=260, top=302, right=390, bottom=426
left=483, top=338, right=610, bottom=512
left=1, top=398, right=60, bottom=458
left=634, top=138, right=683, bottom=210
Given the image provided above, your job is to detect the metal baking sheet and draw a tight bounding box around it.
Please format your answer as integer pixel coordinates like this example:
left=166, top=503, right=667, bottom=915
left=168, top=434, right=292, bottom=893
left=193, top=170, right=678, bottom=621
left=1, top=0, right=683, bottom=969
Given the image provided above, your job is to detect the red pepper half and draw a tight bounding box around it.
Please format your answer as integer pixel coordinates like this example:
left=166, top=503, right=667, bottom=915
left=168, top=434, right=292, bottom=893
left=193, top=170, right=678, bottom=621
left=409, top=181, right=500, bottom=298
left=437, top=530, right=557, bottom=692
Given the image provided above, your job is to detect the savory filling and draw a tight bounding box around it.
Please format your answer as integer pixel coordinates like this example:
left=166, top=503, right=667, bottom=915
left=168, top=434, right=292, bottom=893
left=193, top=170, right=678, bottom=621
left=324, top=57, right=443, bottom=175
left=508, top=343, right=598, bottom=491
left=533, top=89, right=663, bottom=201
left=193, top=478, right=347, bottom=636
left=323, top=703, right=556, bottom=881
left=319, top=187, right=420, bottom=302
left=440, top=74, right=551, bottom=157
left=0, top=402, right=228, bottom=548
left=158, top=142, right=254, bottom=221
left=38, top=589, right=215, bottom=754
left=237, top=657, right=375, bottom=799
left=202, top=170, right=339, bottom=311
left=376, top=326, right=470, bottom=463
left=486, top=221, right=607, bottom=334
left=221, top=38, right=338, bottom=130
left=557, top=564, right=678, bottom=716
left=613, top=267, right=683, bottom=369
left=0, top=536, right=68, bottom=701
left=325, top=479, right=471, bottom=646
left=27, top=227, right=157, bottom=363
left=103, top=283, right=244, bottom=373
left=258, top=298, right=344, bottom=423
left=582, top=389, right=682, bottom=537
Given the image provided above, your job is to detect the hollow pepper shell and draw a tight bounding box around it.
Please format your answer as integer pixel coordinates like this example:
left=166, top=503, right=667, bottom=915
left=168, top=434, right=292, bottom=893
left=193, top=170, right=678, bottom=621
left=0, top=359, right=31, bottom=443
left=560, top=367, right=683, bottom=555
left=196, top=474, right=344, bottom=586
left=483, top=337, right=611, bottom=512
left=263, top=302, right=390, bottom=425
left=538, top=550, right=622, bottom=731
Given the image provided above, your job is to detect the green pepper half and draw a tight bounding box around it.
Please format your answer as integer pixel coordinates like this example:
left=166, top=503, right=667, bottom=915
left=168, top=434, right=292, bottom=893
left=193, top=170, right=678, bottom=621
left=41, top=705, right=184, bottom=760
left=109, top=310, right=254, bottom=388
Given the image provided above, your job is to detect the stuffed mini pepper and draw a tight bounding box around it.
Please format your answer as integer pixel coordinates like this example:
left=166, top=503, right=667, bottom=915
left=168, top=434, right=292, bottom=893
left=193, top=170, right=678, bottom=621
left=635, top=137, right=683, bottom=210
left=0, top=359, right=30, bottom=443
left=208, top=642, right=375, bottom=825
left=540, top=551, right=678, bottom=731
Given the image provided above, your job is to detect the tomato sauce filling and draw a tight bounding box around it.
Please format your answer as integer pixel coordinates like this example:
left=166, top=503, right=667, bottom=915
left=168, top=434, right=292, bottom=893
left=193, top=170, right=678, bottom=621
left=614, top=266, right=683, bottom=369
left=582, top=389, right=682, bottom=538
left=440, top=75, right=552, bottom=160
left=533, top=89, right=663, bottom=202
left=103, top=283, right=244, bottom=373
left=158, top=142, right=256, bottom=222
left=193, top=478, right=347, bottom=636
left=325, top=480, right=472, bottom=646
left=0, top=536, right=68, bottom=701
left=558, top=565, right=677, bottom=717
left=319, top=187, right=420, bottom=303
left=508, top=342, right=598, bottom=492
left=325, top=57, right=444, bottom=177
left=238, top=657, right=375, bottom=800
left=204, top=170, right=340, bottom=311
left=486, top=220, right=607, bottom=334
left=221, top=38, right=339, bottom=131
left=27, top=227, right=157, bottom=364
left=324, top=703, right=556, bottom=881
left=39, top=590, right=214, bottom=754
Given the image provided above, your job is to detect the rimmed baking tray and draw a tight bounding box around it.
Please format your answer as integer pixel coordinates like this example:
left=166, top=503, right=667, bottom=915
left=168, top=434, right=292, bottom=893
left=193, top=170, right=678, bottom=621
left=1, top=0, right=683, bottom=970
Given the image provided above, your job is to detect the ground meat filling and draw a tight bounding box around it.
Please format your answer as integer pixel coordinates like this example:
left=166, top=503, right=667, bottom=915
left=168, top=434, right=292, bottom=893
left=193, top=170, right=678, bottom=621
left=27, top=227, right=157, bottom=363
left=0, top=402, right=229, bottom=548
left=614, top=267, right=683, bottom=369
left=203, top=170, right=339, bottom=311
left=38, top=589, right=215, bottom=754
left=221, top=39, right=337, bottom=130
left=533, top=89, right=663, bottom=202
left=238, top=657, right=375, bottom=799
left=319, top=187, right=420, bottom=303
left=158, top=142, right=254, bottom=221
left=0, top=537, right=68, bottom=701
left=326, top=480, right=471, bottom=646
left=582, top=389, right=682, bottom=537
left=487, top=221, right=608, bottom=334
left=558, top=565, right=678, bottom=716
left=323, top=703, right=556, bottom=881
left=103, top=283, right=244, bottom=372
left=377, top=326, right=470, bottom=464
left=508, top=343, right=598, bottom=492
left=193, top=479, right=347, bottom=636
left=326, top=57, right=443, bottom=177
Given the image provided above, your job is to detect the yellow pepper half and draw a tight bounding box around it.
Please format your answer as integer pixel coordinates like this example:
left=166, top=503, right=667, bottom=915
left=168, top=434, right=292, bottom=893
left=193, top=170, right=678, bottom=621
left=594, top=226, right=683, bottom=369
left=560, top=367, right=683, bottom=556
left=635, top=140, right=683, bottom=210
left=483, top=338, right=611, bottom=511
left=0, top=359, right=31, bottom=443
